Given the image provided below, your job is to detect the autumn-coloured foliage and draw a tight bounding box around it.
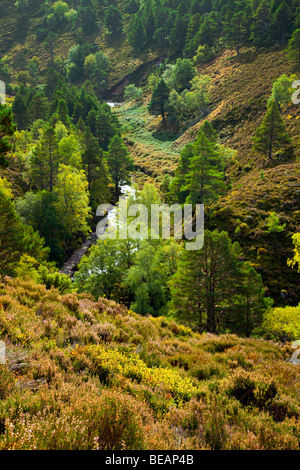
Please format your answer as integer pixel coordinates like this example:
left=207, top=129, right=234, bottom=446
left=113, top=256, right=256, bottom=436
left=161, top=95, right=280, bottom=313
left=0, top=277, right=299, bottom=450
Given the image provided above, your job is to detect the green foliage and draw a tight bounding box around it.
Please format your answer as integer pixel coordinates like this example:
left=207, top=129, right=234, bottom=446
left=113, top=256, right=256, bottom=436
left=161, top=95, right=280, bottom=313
left=0, top=187, right=49, bottom=276
left=15, top=190, right=66, bottom=266
left=287, top=29, right=300, bottom=64
left=168, top=75, right=212, bottom=123
left=265, top=212, right=286, bottom=233
left=287, top=233, right=300, bottom=273
left=15, top=254, right=72, bottom=294
left=169, top=59, right=196, bottom=93
left=169, top=230, right=268, bottom=336
left=124, top=85, right=143, bottom=102
left=73, top=237, right=137, bottom=303
left=53, top=164, right=91, bottom=238
left=169, top=122, right=227, bottom=205
left=267, top=74, right=297, bottom=112
left=105, top=6, right=123, bottom=35
left=193, top=44, right=215, bottom=64
left=262, top=305, right=300, bottom=341
left=0, top=105, right=16, bottom=167
left=30, top=126, right=59, bottom=191
left=125, top=239, right=181, bottom=317
left=128, top=16, right=146, bottom=50
left=224, top=11, right=249, bottom=55
left=148, top=79, right=170, bottom=121
left=106, top=134, right=134, bottom=197
left=253, top=100, right=291, bottom=160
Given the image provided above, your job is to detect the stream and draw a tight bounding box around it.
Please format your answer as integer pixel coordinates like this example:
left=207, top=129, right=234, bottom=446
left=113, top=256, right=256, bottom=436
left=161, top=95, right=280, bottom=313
left=60, top=182, right=135, bottom=278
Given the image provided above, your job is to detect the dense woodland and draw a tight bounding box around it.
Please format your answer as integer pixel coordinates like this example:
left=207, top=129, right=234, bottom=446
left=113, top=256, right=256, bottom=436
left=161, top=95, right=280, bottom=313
left=0, top=0, right=299, bottom=451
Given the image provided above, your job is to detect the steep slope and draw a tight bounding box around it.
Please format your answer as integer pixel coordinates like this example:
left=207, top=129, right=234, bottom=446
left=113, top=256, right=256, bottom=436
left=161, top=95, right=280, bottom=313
left=0, top=277, right=299, bottom=450
left=110, top=47, right=300, bottom=304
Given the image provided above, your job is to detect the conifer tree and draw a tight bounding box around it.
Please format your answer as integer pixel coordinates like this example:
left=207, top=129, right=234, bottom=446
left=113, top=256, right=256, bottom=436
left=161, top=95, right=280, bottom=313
left=273, top=0, right=292, bottom=44
left=31, top=126, right=59, bottom=191
left=12, top=93, right=28, bottom=130
left=169, top=144, right=194, bottom=204
left=169, top=230, right=266, bottom=335
left=105, top=6, right=123, bottom=35
left=184, top=130, right=226, bottom=205
left=57, top=99, right=70, bottom=126
left=253, top=100, right=291, bottom=160
left=106, top=134, right=134, bottom=198
left=44, top=32, right=57, bottom=65
left=0, top=105, right=16, bottom=166
left=128, top=16, right=146, bottom=51
left=82, top=126, right=103, bottom=191
left=287, top=29, right=300, bottom=65
left=224, top=11, right=248, bottom=55
left=148, top=79, right=170, bottom=121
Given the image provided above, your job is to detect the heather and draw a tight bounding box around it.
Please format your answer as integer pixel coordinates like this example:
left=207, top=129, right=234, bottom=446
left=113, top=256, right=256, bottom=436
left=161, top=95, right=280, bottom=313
left=0, top=277, right=299, bottom=450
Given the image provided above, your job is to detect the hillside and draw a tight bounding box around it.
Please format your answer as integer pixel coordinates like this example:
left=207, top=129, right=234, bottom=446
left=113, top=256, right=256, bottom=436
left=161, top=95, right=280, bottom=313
left=0, top=0, right=300, bottom=452
left=0, top=277, right=299, bottom=450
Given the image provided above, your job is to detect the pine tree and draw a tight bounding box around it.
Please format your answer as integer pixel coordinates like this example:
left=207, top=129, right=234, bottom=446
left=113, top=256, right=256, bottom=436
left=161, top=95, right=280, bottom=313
left=28, top=92, right=49, bottom=123
left=128, top=16, right=146, bottom=51
left=144, top=6, right=156, bottom=44
left=148, top=79, right=170, bottom=121
left=57, top=99, right=70, bottom=126
left=106, top=134, right=134, bottom=198
left=287, top=29, right=300, bottom=65
left=184, top=130, right=226, bottom=205
left=251, top=0, right=273, bottom=47
left=44, top=32, right=57, bottom=65
left=168, top=12, right=187, bottom=51
left=224, top=11, right=248, bottom=55
left=273, top=0, right=292, bottom=44
left=169, top=144, right=194, bottom=204
left=184, top=13, right=202, bottom=57
left=0, top=105, right=16, bottom=167
left=169, top=230, right=266, bottom=335
left=105, top=6, right=123, bottom=35
left=253, top=100, right=291, bottom=160
left=30, top=126, right=59, bottom=191
left=82, top=126, right=103, bottom=191
left=12, top=93, right=28, bottom=130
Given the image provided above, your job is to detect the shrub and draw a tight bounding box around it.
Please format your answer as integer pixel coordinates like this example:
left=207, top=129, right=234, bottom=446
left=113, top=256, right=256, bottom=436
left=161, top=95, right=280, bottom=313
left=227, top=373, right=256, bottom=406
left=92, top=390, right=145, bottom=450
left=0, top=366, right=15, bottom=399
left=262, top=305, right=300, bottom=341
left=124, top=85, right=143, bottom=102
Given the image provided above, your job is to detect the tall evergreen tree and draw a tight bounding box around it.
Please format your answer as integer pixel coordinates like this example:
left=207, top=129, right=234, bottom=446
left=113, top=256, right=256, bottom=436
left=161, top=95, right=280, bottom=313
left=273, top=0, right=292, bottom=44
left=106, top=134, right=134, bottom=198
left=184, top=130, right=226, bottom=205
left=12, top=93, right=28, bottom=130
left=0, top=105, right=16, bottom=167
left=169, top=230, right=267, bottom=335
left=224, top=11, right=248, bottom=55
left=82, top=126, right=103, bottom=191
left=105, top=6, right=123, bottom=35
left=31, top=126, right=59, bottom=191
left=128, top=16, right=146, bottom=50
left=148, top=79, right=170, bottom=121
left=287, top=28, right=300, bottom=64
left=253, top=100, right=291, bottom=160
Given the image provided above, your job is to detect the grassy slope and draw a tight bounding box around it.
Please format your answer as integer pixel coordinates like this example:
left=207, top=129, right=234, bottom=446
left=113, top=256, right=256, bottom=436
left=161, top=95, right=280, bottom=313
left=0, top=277, right=299, bottom=450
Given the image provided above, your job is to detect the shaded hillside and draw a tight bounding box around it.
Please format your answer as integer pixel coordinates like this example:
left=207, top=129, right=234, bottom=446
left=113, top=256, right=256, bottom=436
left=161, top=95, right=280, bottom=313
left=0, top=277, right=299, bottom=450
